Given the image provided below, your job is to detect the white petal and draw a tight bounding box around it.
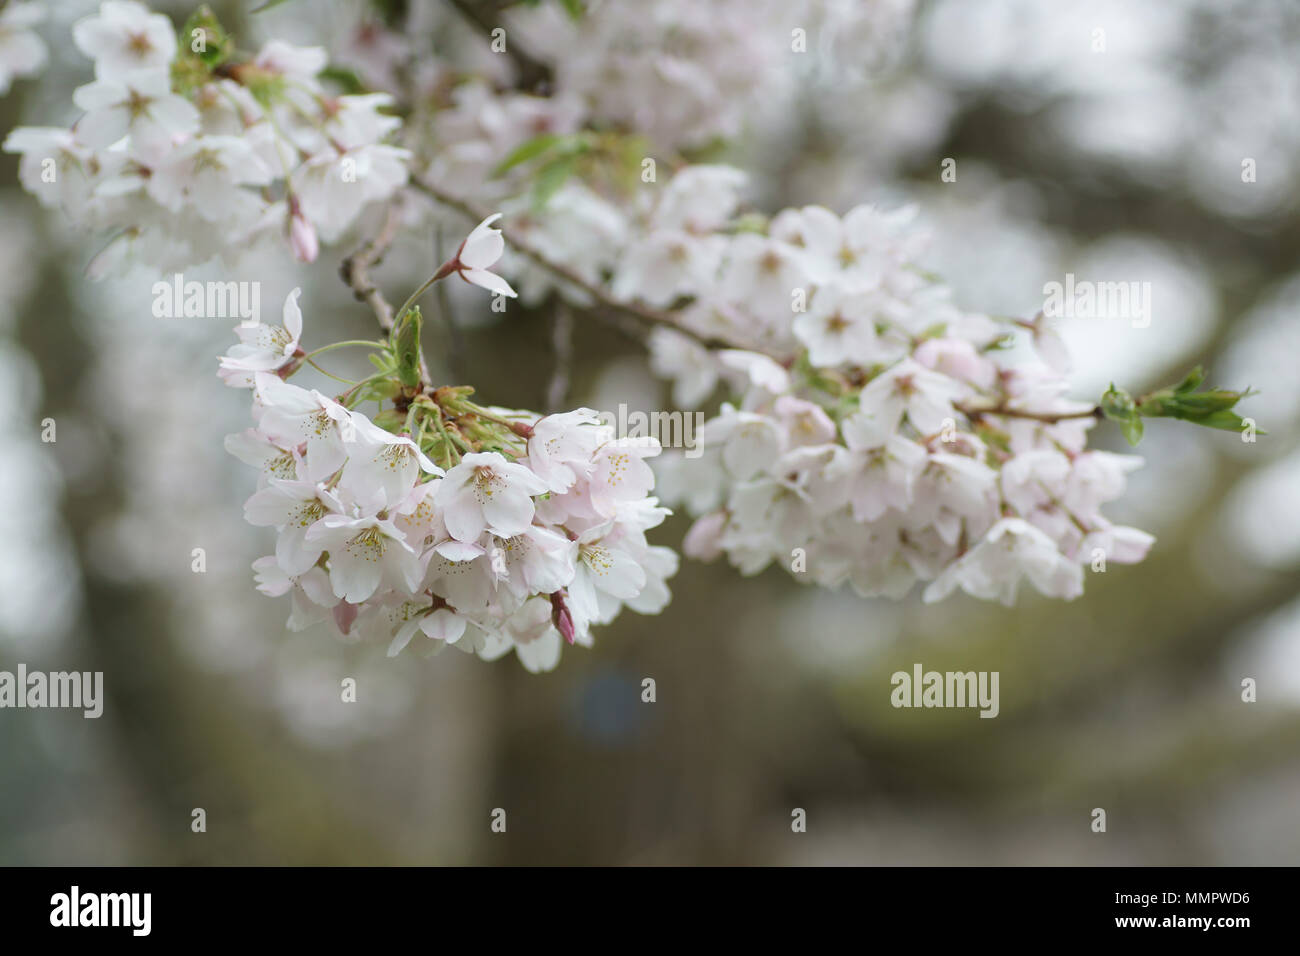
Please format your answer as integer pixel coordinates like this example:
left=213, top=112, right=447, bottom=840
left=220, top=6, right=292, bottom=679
left=282, top=287, right=303, bottom=341
left=461, top=267, right=517, bottom=298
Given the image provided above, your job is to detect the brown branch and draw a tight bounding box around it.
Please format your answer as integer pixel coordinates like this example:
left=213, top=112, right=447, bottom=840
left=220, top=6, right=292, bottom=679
left=957, top=402, right=1102, bottom=424
left=409, top=176, right=720, bottom=346
left=339, top=199, right=435, bottom=386
left=408, top=179, right=1109, bottom=423
left=339, top=200, right=404, bottom=331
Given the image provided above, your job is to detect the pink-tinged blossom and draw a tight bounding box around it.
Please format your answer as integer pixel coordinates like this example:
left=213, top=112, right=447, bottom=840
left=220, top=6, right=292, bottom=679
left=856, top=358, right=967, bottom=436
left=433, top=451, right=549, bottom=542
left=446, top=214, right=517, bottom=298
left=522, top=408, right=603, bottom=493
left=305, top=513, right=422, bottom=604
left=924, top=518, right=1084, bottom=605
left=219, top=288, right=305, bottom=387
left=253, top=372, right=353, bottom=482
left=340, top=415, right=443, bottom=509
left=72, top=1, right=176, bottom=80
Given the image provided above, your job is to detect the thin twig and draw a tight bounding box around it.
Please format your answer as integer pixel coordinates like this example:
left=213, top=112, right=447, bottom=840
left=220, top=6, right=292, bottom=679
left=339, top=200, right=404, bottom=331
left=433, top=224, right=467, bottom=380
left=958, top=402, right=1102, bottom=424
left=408, top=180, right=1110, bottom=424
left=409, top=177, right=708, bottom=345
left=339, top=198, right=434, bottom=385
left=546, top=302, right=574, bottom=412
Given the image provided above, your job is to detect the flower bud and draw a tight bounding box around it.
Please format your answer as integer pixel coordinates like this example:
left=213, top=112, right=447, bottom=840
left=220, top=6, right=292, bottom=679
left=549, top=590, right=575, bottom=645
left=288, top=200, right=319, bottom=263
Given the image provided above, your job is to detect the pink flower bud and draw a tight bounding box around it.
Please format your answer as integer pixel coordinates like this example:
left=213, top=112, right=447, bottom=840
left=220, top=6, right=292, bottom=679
left=288, top=202, right=319, bottom=263
left=332, top=600, right=358, bottom=635
left=683, top=511, right=727, bottom=562
left=549, top=591, right=575, bottom=645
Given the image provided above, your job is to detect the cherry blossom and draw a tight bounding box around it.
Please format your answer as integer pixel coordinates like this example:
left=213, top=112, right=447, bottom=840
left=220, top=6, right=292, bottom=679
left=218, top=288, right=305, bottom=387
left=12, top=0, right=1251, bottom=681
left=433, top=452, right=549, bottom=542
left=443, top=214, right=517, bottom=298
left=72, top=0, right=175, bottom=80
left=0, top=1, right=47, bottom=95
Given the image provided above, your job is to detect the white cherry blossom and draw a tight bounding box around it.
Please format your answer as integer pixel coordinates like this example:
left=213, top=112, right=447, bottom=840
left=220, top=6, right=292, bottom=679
left=218, top=288, right=305, bottom=387
left=433, top=451, right=549, bottom=542
left=72, top=0, right=175, bottom=80
left=0, top=1, right=47, bottom=95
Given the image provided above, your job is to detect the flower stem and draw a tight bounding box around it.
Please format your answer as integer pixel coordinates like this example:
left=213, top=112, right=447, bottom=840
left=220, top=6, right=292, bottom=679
left=299, top=340, right=386, bottom=361
left=302, top=357, right=359, bottom=384
left=394, top=261, right=457, bottom=327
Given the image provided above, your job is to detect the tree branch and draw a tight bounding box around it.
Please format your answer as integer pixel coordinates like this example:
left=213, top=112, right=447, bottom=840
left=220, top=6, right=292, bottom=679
left=957, top=402, right=1102, bottom=424
left=408, top=180, right=1116, bottom=428
left=409, top=176, right=718, bottom=345
left=339, top=200, right=436, bottom=386
left=339, top=200, right=404, bottom=331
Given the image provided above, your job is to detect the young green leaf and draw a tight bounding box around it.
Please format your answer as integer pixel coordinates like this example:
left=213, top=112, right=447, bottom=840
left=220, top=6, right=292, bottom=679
left=532, top=154, right=579, bottom=208
left=493, top=133, right=566, bottom=177
left=392, top=306, right=424, bottom=389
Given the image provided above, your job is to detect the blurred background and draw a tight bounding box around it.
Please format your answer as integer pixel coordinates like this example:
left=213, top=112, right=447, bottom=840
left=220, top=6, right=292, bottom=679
left=2, top=0, right=1298, bottom=865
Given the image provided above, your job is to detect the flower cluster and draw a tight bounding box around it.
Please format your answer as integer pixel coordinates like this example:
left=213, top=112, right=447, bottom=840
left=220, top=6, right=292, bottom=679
left=407, top=149, right=1156, bottom=609
left=2, top=1, right=408, bottom=276
left=0, top=0, right=46, bottom=95
left=416, top=78, right=586, bottom=201
left=507, top=0, right=916, bottom=151
left=626, top=169, right=1157, bottom=605
left=221, top=281, right=675, bottom=672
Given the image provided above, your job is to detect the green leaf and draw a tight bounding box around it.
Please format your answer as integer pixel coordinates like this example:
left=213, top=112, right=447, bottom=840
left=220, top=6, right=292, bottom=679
left=392, top=306, right=424, bottom=389
left=1101, top=383, right=1144, bottom=445
left=318, top=66, right=365, bottom=95
left=1179, top=408, right=1263, bottom=434
left=251, top=0, right=296, bottom=12
left=532, top=154, right=579, bottom=208
left=371, top=408, right=406, bottom=430
left=557, top=0, right=586, bottom=19
left=1173, top=365, right=1205, bottom=394
left=1102, top=367, right=1260, bottom=443
left=493, top=133, right=566, bottom=177
left=1164, top=390, right=1244, bottom=416
left=1120, top=415, right=1144, bottom=446
left=180, top=6, right=233, bottom=68
left=1100, top=383, right=1136, bottom=423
